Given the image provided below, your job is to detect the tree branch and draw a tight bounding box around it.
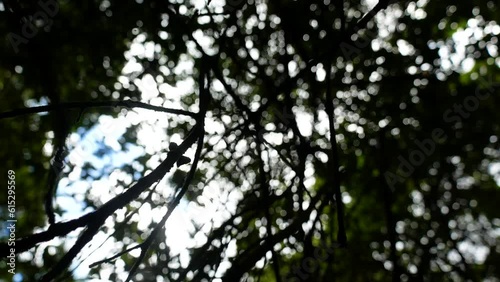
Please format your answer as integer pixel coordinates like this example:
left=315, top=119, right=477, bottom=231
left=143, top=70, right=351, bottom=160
left=0, top=122, right=201, bottom=258
left=0, top=100, right=197, bottom=120
left=124, top=65, right=210, bottom=281
left=221, top=196, right=323, bottom=281
left=40, top=219, right=104, bottom=282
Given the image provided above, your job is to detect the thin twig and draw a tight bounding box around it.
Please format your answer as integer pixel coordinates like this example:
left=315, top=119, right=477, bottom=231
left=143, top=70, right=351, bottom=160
left=89, top=244, right=142, bottom=268
left=124, top=55, right=211, bottom=282
left=0, top=100, right=197, bottom=120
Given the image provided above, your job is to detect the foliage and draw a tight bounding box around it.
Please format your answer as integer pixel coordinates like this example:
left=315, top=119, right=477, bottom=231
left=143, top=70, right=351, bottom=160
left=0, top=0, right=499, bottom=281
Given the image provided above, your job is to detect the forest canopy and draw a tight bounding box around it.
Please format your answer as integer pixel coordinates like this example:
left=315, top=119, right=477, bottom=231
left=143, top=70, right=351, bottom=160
left=0, top=0, right=499, bottom=281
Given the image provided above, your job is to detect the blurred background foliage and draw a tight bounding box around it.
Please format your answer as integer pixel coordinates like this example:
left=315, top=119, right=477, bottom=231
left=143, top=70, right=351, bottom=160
left=0, top=0, right=499, bottom=281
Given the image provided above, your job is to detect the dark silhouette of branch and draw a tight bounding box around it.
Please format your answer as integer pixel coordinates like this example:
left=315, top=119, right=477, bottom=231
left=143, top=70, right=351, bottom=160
left=89, top=243, right=142, bottom=268
left=124, top=130, right=206, bottom=282
left=124, top=62, right=211, bottom=282
left=255, top=135, right=282, bottom=282
left=45, top=146, right=65, bottom=225
left=40, top=219, right=104, bottom=282
left=0, top=210, right=91, bottom=257
left=0, top=121, right=202, bottom=261
left=0, top=100, right=197, bottom=120
left=378, top=128, right=401, bottom=281
left=325, top=55, right=347, bottom=247
left=176, top=192, right=280, bottom=281
left=88, top=184, right=161, bottom=269
left=354, top=0, right=392, bottom=32
left=310, top=0, right=392, bottom=66
left=168, top=6, right=253, bottom=121
left=221, top=195, right=323, bottom=282
left=47, top=124, right=202, bottom=280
